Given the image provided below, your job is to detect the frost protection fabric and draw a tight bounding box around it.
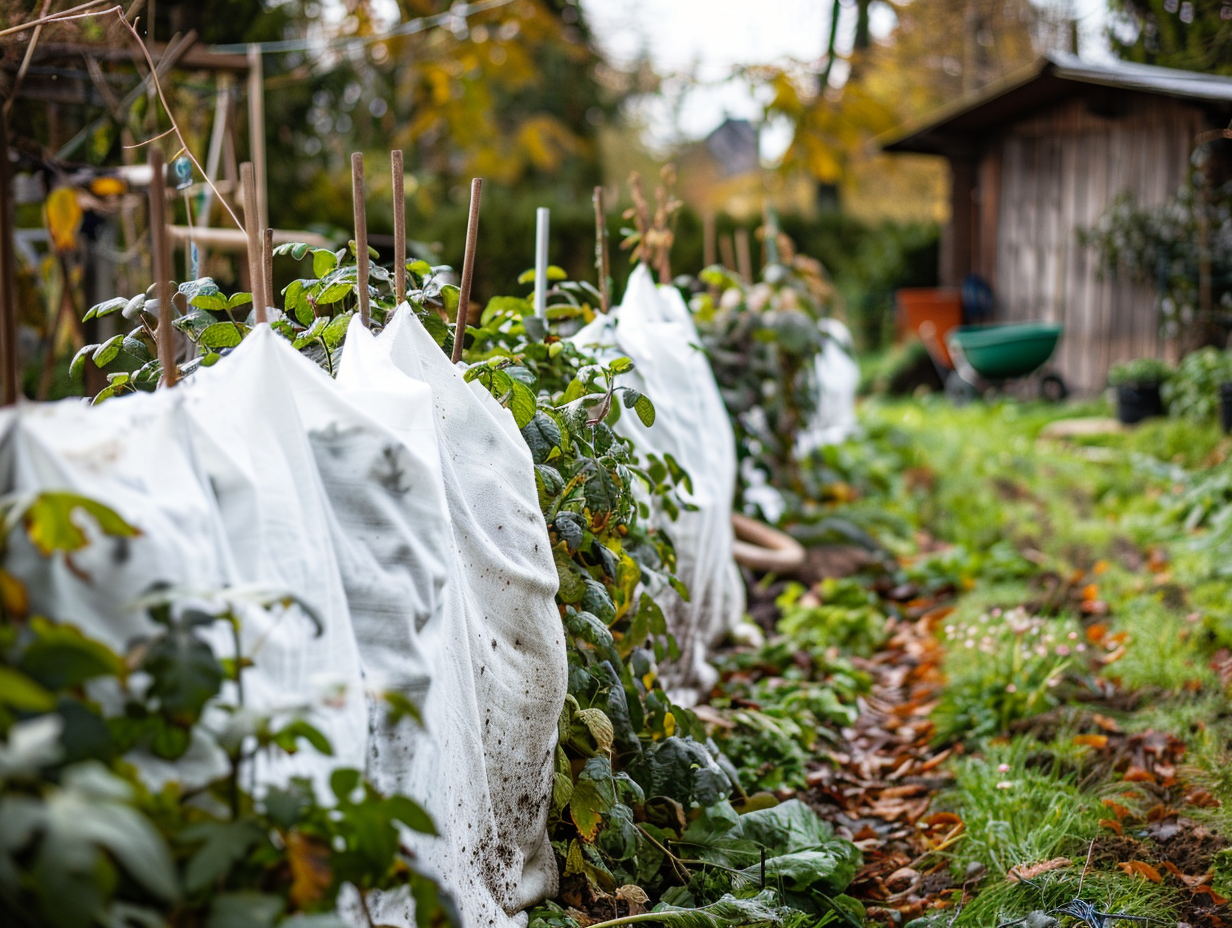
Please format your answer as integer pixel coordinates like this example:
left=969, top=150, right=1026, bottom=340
left=572, top=265, right=745, bottom=704
left=796, top=318, right=860, bottom=453
left=181, top=327, right=369, bottom=792
left=371, top=308, right=567, bottom=926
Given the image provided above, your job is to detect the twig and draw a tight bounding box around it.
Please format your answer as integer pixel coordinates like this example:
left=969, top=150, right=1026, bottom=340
left=122, top=125, right=177, bottom=148
left=593, top=186, right=610, bottom=314
left=148, top=147, right=177, bottom=386
left=3, top=0, right=54, bottom=118
left=451, top=178, right=483, bottom=364
left=0, top=114, right=19, bottom=405
left=351, top=152, right=370, bottom=328
left=115, top=13, right=243, bottom=231
left=533, top=206, right=549, bottom=319
left=392, top=150, right=406, bottom=306
left=0, top=0, right=117, bottom=40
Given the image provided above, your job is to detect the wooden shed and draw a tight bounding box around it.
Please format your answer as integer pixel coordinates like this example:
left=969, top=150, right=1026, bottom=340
left=882, top=52, right=1232, bottom=394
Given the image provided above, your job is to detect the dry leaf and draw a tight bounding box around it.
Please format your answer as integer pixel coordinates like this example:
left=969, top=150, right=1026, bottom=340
left=287, top=832, right=333, bottom=908
left=1099, top=818, right=1124, bottom=835
left=1008, top=858, right=1072, bottom=882
left=1119, top=861, right=1163, bottom=883
left=1102, top=799, right=1131, bottom=820
left=1074, top=734, right=1108, bottom=749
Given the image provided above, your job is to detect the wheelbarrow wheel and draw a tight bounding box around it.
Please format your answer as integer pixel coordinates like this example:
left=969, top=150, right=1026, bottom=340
left=1039, top=372, right=1068, bottom=403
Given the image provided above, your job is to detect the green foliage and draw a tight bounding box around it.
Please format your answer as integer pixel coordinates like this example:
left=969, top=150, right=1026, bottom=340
left=1161, top=345, right=1232, bottom=422
left=774, top=580, right=887, bottom=657
left=1106, top=356, right=1172, bottom=388
left=0, top=492, right=451, bottom=928
left=1109, top=0, right=1232, bottom=74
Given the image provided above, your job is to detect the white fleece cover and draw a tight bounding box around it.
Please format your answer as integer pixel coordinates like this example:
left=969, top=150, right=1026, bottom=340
left=370, top=308, right=568, bottom=926
left=572, top=265, right=745, bottom=704
left=795, top=317, right=860, bottom=454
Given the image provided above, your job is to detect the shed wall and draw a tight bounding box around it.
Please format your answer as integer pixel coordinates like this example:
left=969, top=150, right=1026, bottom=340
left=989, top=94, right=1206, bottom=394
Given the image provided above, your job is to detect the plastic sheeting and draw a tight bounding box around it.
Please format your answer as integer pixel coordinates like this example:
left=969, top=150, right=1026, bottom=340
left=0, top=321, right=567, bottom=928
left=573, top=265, right=745, bottom=704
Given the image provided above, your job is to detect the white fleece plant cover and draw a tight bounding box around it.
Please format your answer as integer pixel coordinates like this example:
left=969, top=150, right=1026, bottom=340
left=796, top=317, right=860, bottom=454
left=368, top=308, right=567, bottom=926
left=573, top=265, right=745, bottom=703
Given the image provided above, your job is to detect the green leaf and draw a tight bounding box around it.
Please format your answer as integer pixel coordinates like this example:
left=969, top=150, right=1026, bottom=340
left=141, top=619, right=225, bottom=725
left=199, top=322, right=247, bottom=349
left=507, top=380, right=538, bottom=429
left=322, top=312, right=353, bottom=348
left=607, top=356, right=634, bottom=375
left=384, top=795, right=438, bottom=836
left=182, top=820, right=266, bottom=893
left=580, top=578, right=616, bottom=626
left=206, top=892, right=285, bottom=928
left=523, top=412, right=563, bottom=465
left=84, top=297, right=127, bottom=321
left=0, top=666, right=56, bottom=711
left=554, top=511, right=584, bottom=553
left=190, top=292, right=228, bottom=311
left=70, top=344, right=96, bottom=379
left=585, top=464, right=621, bottom=516
left=570, top=756, right=617, bottom=841
left=271, top=720, right=333, bottom=757
left=312, top=248, right=338, bottom=279
left=554, top=545, right=587, bottom=604
left=566, top=610, right=620, bottom=669
left=629, top=737, right=733, bottom=807
left=20, top=618, right=122, bottom=690
left=283, top=279, right=314, bottom=326
left=408, top=259, right=432, bottom=278
left=92, top=334, right=125, bottom=367
left=227, top=292, right=254, bottom=311
left=21, top=492, right=140, bottom=555
left=622, top=389, right=656, bottom=427
left=122, top=292, right=148, bottom=320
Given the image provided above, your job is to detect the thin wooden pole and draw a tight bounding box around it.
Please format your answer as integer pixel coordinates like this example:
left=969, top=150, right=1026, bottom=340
left=0, top=111, right=19, bottom=405
left=391, top=149, right=406, bottom=306
left=533, top=206, right=549, bottom=319
left=351, top=152, right=370, bottom=328
left=719, top=234, right=736, bottom=272
left=263, top=227, right=274, bottom=313
left=593, top=186, right=610, bottom=314
left=148, top=147, right=177, bottom=387
left=451, top=178, right=483, bottom=365
left=735, top=228, right=753, bottom=282
left=703, top=212, right=717, bottom=268
left=246, top=44, right=268, bottom=233
left=240, top=161, right=267, bottom=323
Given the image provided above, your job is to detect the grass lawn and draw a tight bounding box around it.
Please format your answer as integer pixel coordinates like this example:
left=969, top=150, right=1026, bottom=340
left=704, top=398, right=1232, bottom=927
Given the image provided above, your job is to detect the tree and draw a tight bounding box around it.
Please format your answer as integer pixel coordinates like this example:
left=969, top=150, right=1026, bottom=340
left=1109, top=0, right=1232, bottom=74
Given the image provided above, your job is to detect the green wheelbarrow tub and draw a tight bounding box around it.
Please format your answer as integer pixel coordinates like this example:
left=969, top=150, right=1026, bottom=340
left=947, top=322, right=1062, bottom=380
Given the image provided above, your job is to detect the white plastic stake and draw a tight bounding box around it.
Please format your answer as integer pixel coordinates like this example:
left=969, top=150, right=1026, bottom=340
left=534, top=206, right=549, bottom=319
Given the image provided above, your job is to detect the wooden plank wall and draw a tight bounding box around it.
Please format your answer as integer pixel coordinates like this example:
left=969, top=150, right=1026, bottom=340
left=990, top=94, right=1207, bottom=394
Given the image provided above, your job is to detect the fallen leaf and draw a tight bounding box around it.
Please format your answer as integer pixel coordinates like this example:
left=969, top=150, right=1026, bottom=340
left=1091, top=713, right=1120, bottom=732
left=1124, top=766, right=1156, bottom=783
left=1192, top=885, right=1229, bottom=905
left=1102, top=799, right=1130, bottom=820
left=1086, top=623, right=1109, bottom=644
left=1073, top=734, right=1108, bottom=749
left=1100, top=818, right=1124, bottom=835
left=1119, top=861, right=1163, bottom=882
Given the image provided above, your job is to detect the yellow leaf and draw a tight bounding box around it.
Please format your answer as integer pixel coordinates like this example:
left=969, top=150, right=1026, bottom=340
left=287, top=832, right=332, bottom=908
left=0, top=569, right=28, bottom=618
left=44, top=187, right=83, bottom=253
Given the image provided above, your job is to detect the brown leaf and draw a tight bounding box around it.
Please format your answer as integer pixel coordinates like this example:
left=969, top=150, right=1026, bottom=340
left=1086, top=623, right=1109, bottom=644
left=1091, top=713, right=1121, bottom=732
left=1099, top=818, right=1124, bottom=835
left=1192, top=885, right=1229, bottom=905
left=1119, top=861, right=1163, bottom=883
left=1102, top=799, right=1131, bottom=820
left=1073, top=734, right=1109, bottom=749
left=287, top=832, right=333, bottom=909
left=0, top=569, right=28, bottom=619
left=1008, top=858, right=1072, bottom=882
left=1123, top=766, right=1155, bottom=783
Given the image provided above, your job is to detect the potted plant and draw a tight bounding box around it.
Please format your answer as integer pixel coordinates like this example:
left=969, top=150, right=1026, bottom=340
left=1108, top=358, right=1171, bottom=424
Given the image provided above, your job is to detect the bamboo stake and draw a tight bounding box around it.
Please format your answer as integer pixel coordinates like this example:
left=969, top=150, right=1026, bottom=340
left=247, top=44, right=268, bottom=234
left=593, top=186, right=610, bottom=314
left=240, top=162, right=267, bottom=323
left=735, top=228, right=753, bottom=282
left=533, top=207, right=549, bottom=319
left=451, top=178, right=483, bottom=365
left=351, top=153, right=370, bottom=328
left=392, top=150, right=407, bottom=306
left=702, top=212, right=716, bottom=268
left=263, top=227, right=274, bottom=314
left=0, top=111, right=19, bottom=405
left=719, top=234, right=736, bottom=272
left=148, top=147, right=177, bottom=387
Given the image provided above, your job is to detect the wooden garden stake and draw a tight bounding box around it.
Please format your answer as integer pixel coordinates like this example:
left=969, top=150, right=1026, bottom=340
left=533, top=206, right=550, bottom=319
left=263, top=227, right=274, bottom=313
left=392, top=150, right=407, bottom=306
left=593, top=186, right=610, bottom=314
left=735, top=228, right=753, bottom=282
left=451, top=178, right=483, bottom=364
left=0, top=111, right=19, bottom=405
left=247, top=44, right=268, bottom=233
left=351, top=152, right=370, bottom=328
left=719, top=234, right=736, bottom=272
left=703, top=212, right=717, bottom=268
left=240, top=162, right=267, bottom=323
left=148, top=147, right=177, bottom=387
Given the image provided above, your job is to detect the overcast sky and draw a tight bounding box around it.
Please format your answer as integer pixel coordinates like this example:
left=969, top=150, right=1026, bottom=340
left=578, top=0, right=1113, bottom=151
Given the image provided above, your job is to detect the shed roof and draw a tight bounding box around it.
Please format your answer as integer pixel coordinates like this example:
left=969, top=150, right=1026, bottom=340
left=882, top=51, right=1232, bottom=155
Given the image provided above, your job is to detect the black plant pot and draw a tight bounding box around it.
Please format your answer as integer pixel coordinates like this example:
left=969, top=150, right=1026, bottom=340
left=1116, top=383, right=1164, bottom=425
left=1220, top=382, right=1232, bottom=434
